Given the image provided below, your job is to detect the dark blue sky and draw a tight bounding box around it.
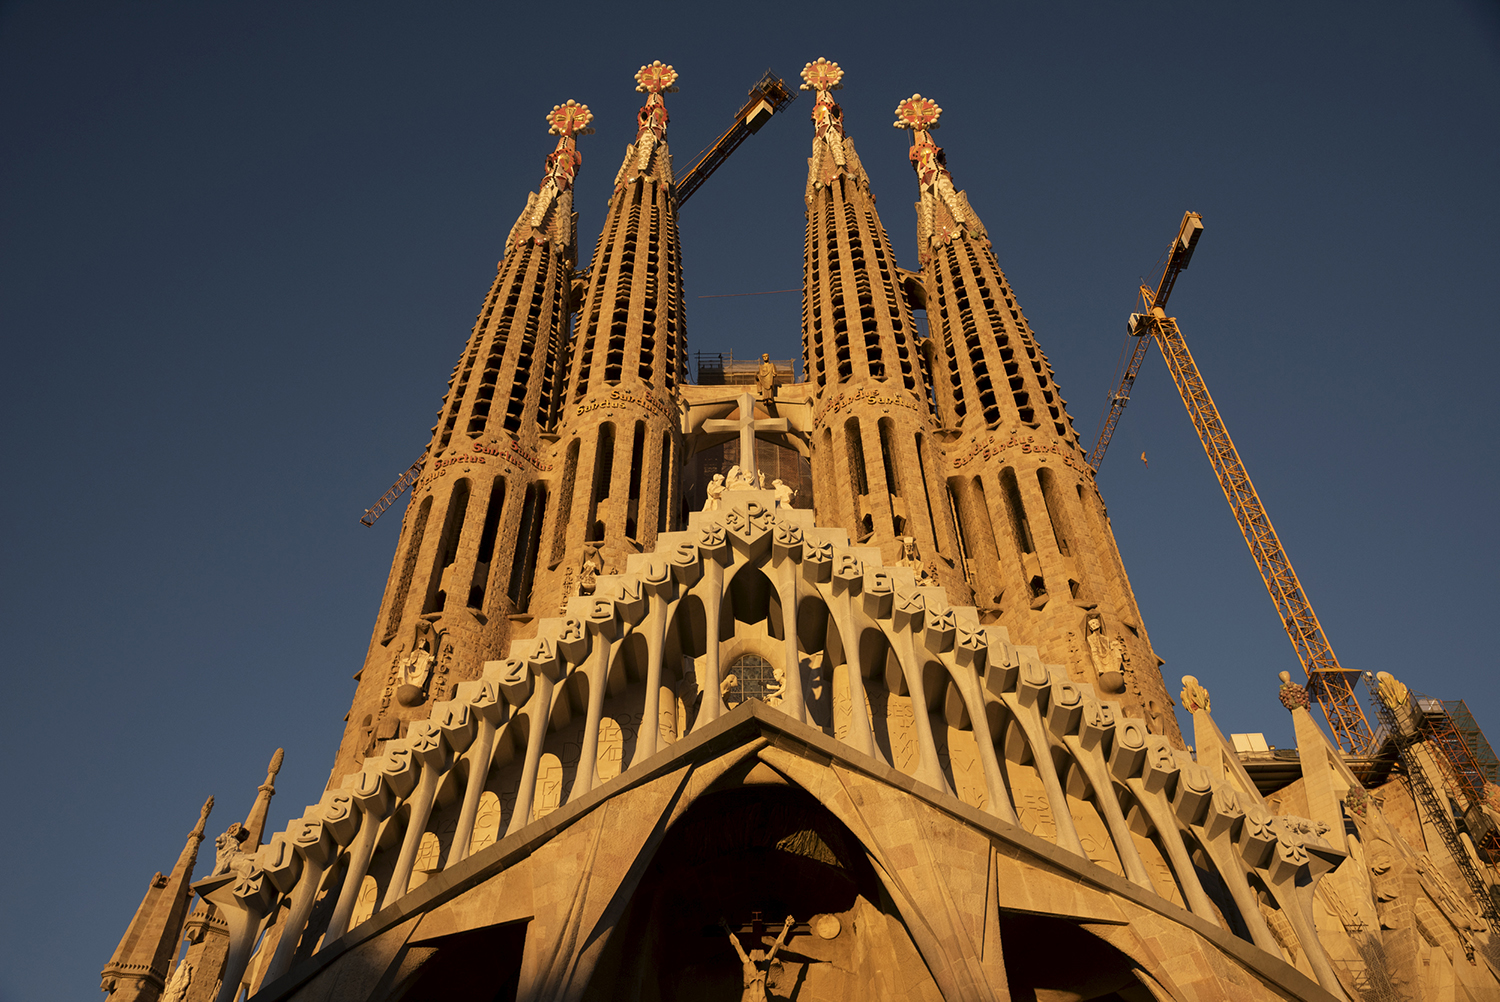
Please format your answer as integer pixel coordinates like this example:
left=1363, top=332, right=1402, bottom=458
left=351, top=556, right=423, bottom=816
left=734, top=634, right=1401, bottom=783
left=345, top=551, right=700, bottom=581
left=2, top=2, right=1496, bottom=998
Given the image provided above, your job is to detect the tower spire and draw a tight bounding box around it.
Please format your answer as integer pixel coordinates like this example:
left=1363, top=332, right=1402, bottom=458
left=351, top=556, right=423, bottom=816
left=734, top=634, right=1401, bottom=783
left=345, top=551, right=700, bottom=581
left=894, top=94, right=985, bottom=260
left=899, top=100, right=1178, bottom=741
left=798, top=59, right=970, bottom=598
left=329, top=103, right=593, bottom=780
left=536, top=62, right=688, bottom=613
left=239, top=747, right=282, bottom=851
left=100, top=797, right=214, bottom=1002
left=510, top=100, right=594, bottom=250
left=800, top=57, right=872, bottom=199
left=613, top=60, right=678, bottom=188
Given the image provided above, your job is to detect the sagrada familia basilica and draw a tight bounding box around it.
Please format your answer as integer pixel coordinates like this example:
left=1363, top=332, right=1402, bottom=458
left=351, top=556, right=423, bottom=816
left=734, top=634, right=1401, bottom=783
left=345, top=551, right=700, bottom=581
left=101, top=59, right=1500, bottom=1002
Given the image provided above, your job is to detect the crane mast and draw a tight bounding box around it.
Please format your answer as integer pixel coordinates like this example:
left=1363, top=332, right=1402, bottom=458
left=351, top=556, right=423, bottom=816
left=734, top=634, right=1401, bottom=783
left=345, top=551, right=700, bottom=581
left=1093, top=213, right=1374, bottom=754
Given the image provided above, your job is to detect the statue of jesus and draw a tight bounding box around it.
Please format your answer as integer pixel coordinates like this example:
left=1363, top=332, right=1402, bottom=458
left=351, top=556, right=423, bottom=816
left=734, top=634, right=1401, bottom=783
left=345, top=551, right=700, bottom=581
left=720, top=915, right=795, bottom=1002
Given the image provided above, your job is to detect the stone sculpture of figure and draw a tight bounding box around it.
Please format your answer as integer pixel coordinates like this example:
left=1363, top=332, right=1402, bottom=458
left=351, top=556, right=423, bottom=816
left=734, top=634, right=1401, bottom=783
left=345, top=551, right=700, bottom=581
left=579, top=545, right=603, bottom=596
left=756, top=353, right=777, bottom=400
left=397, top=640, right=435, bottom=707
left=895, top=536, right=933, bottom=584
left=705, top=474, right=726, bottom=511
left=720, top=915, right=795, bottom=1002
left=212, top=823, right=250, bottom=877
left=725, top=465, right=755, bottom=491
left=1085, top=612, right=1127, bottom=694
left=772, top=479, right=795, bottom=508
left=766, top=665, right=786, bottom=704
left=758, top=471, right=767, bottom=490
left=161, top=961, right=193, bottom=1002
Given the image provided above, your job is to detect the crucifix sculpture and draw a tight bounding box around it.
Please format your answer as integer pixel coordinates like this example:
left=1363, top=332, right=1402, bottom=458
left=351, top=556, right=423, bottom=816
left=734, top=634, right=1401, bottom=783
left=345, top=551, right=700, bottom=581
left=720, top=915, right=795, bottom=1002
left=701, top=392, right=789, bottom=487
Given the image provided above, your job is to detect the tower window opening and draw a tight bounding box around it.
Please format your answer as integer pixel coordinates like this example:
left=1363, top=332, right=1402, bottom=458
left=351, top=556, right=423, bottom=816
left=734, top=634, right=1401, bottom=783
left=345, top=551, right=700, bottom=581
left=467, top=476, right=506, bottom=610
left=627, top=422, right=645, bottom=501
left=423, top=478, right=471, bottom=615
left=507, top=483, right=547, bottom=612
left=657, top=432, right=672, bottom=534
left=625, top=421, right=646, bottom=539
left=550, top=439, right=580, bottom=565
left=956, top=475, right=1006, bottom=606
left=999, top=467, right=1043, bottom=601
left=946, top=482, right=972, bottom=583
left=878, top=418, right=903, bottom=535
left=845, top=418, right=869, bottom=497
left=383, top=494, right=432, bottom=643
left=912, top=435, right=936, bottom=549
left=1038, top=468, right=1086, bottom=601
left=877, top=418, right=901, bottom=497
left=587, top=423, right=615, bottom=542
left=999, top=468, right=1035, bottom=554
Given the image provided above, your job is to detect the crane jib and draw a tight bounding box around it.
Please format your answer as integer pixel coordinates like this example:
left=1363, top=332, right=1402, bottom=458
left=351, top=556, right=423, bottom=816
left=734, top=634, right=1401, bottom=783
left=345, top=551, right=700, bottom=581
left=1090, top=214, right=1374, bottom=755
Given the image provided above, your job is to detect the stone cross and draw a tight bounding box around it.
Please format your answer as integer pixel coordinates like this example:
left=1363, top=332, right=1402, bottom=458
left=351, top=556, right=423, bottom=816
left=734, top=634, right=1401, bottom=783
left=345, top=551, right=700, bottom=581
left=702, top=392, right=788, bottom=485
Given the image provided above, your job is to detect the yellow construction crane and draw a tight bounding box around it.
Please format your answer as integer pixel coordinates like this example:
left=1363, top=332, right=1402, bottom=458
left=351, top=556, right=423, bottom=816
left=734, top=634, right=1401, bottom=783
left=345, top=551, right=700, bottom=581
left=1091, top=212, right=1374, bottom=755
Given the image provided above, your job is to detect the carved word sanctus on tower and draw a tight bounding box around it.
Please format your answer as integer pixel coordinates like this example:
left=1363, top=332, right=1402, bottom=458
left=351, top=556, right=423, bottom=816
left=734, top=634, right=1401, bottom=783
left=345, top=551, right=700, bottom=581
left=107, top=60, right=1500, bottom=1002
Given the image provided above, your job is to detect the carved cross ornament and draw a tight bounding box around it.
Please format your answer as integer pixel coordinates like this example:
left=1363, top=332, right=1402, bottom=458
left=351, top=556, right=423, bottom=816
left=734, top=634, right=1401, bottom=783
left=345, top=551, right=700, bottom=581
left=800, top=57, right=844, bottom=93
left=700, top=392, right=790, bottom=485
left=893, top=93, right=942, bottom=131
left=634, top=61, right=679, bottom=94
left=546, top=100, right=594, bottom=138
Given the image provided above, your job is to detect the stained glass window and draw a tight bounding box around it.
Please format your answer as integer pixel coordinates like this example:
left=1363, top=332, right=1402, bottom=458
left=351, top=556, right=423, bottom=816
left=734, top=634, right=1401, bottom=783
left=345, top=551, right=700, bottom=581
left=724, top=654, right=778, bottom=705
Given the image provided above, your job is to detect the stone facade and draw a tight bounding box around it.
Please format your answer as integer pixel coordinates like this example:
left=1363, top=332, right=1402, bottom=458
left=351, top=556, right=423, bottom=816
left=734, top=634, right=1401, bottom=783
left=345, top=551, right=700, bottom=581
left=105, top=59, right=1500, bottom=1002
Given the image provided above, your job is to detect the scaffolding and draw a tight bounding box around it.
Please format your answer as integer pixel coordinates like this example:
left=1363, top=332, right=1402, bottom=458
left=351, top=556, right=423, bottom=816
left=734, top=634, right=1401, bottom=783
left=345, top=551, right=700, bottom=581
left=693, top=350, right=796, bottom=386
left=1367, top=678, right=1500, bottom=922
left=1441, top=700, right=1499, bottom=784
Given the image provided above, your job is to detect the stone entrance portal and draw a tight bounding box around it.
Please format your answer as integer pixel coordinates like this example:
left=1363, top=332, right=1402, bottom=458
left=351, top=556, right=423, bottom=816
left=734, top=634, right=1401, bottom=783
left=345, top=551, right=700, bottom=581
left=583, top=784, right=912, bottom=1002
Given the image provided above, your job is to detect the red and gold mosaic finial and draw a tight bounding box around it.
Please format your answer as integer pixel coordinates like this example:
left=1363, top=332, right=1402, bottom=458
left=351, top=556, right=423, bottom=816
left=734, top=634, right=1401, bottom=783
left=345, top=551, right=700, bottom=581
left=546, top=100, right=594, bottom=138
left=800, top=57, right=844, bottom=94
left=635, top=61, right=679, bottom=95
left=894, top=94, right=942, bottom=131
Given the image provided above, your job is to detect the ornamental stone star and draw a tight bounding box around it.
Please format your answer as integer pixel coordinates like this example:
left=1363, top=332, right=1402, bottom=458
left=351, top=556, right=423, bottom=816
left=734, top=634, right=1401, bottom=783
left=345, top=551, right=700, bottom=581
left=546, top=100, right=594, bottom=137
left=635, top=61, right=679, bottom=94
left=800, top=57, right=844, bottom=92
left=894, top=93, right=942, bottom=130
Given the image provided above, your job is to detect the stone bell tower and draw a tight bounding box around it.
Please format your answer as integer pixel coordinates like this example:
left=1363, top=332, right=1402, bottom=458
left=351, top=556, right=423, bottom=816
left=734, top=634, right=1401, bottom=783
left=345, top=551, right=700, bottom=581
left=896, top=94, right=1179, bottom=741
left=798, top=59, right=971, bottom=604
left=330, top=100, right=595, bottom=779
left=529, top=61, right=688, bottom=618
